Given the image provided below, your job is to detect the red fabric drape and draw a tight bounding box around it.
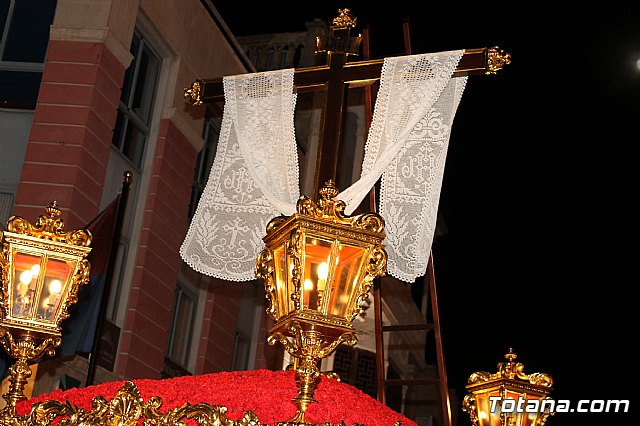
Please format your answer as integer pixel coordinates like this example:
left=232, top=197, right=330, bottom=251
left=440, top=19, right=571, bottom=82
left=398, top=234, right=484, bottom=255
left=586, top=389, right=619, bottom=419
left=19, top=369, right=417, bottom=426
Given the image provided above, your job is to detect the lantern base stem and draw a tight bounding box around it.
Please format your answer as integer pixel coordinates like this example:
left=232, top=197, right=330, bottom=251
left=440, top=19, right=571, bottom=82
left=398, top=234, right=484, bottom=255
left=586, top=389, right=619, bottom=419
left=284, top=358, right=320, bottom=425
left=268, top=322, right=358, bottom=426
left=0, top=330, right=61, bottom=418
left=1, top=357, right=31, bottom=413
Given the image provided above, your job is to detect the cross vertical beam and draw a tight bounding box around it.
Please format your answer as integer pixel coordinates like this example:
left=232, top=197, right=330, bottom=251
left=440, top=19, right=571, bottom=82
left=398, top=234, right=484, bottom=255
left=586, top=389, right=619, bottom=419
left=314, top=51, right=351, bottom=194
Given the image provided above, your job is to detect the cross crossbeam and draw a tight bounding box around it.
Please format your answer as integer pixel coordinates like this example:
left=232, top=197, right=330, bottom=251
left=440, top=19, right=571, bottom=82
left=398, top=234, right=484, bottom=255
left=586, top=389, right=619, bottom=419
left=183, top=24, right=510, bottom=194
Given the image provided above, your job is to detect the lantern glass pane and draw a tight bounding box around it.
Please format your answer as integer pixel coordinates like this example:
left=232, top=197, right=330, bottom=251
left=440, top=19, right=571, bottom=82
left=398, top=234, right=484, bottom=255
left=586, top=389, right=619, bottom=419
left=521, top=393, right=546, bottom=426
left=11, top=252, right=43, bottom=319
left=303, top=237, right=332, bottom=311
left=37, top=257, right=73, bottom=322
left=327, top=243, right=365, bottom=318
left=504, top=389, right=529, bottom=426
left=273, top=246, right=289, bottom=318
left=476, top=391, right=502, bottom=426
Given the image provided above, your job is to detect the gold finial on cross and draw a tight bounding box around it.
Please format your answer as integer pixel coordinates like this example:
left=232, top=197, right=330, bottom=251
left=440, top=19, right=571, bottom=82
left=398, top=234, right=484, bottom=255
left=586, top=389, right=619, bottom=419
left=316, top=8, right=362, bottom=57
left=332, top=8, right=357, bottom=29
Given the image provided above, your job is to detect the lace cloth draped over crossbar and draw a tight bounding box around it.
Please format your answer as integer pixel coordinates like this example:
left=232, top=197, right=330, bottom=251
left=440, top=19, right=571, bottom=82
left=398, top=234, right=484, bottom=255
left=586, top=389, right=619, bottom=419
left=179, top=69, right=299, bottom=281
left=340, top=50, right=467, bottom=281
left=181, top=51, right=466, bottom=283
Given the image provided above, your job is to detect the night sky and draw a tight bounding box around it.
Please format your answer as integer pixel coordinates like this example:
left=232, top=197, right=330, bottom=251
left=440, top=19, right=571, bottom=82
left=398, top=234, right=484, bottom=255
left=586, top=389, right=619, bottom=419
left=212, top=2, right=637, bottom=425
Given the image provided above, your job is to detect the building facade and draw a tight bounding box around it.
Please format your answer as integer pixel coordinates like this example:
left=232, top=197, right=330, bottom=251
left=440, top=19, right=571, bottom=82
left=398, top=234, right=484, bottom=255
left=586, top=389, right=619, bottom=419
left=0, top=0, right=283, bottom=394
left=1, top=3, right=449, bottom=425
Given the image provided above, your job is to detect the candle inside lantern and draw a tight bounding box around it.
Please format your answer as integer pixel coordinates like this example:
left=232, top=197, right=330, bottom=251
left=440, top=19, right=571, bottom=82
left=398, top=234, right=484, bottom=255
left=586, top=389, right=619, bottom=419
left=12, top=257, right=42, bottom=317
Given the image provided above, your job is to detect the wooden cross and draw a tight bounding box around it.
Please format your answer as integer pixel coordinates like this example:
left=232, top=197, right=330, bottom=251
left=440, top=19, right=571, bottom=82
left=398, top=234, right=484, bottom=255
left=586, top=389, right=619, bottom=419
left=183, top=11, right=510, bottom=426
left=184, top=9, right=511, bottom=196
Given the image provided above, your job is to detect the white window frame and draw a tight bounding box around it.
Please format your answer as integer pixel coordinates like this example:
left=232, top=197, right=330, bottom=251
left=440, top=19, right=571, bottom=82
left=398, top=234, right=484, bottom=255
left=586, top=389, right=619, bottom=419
left=101, top=14, right=179, bottom=336
left=167, top=281, right=199, bottom=369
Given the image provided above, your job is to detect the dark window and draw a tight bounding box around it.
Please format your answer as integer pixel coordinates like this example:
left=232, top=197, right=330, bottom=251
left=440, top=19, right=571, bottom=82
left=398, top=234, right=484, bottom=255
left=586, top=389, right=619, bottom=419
left=281, top=46, right=289, bottom=67
left=167, top=283, right=197, bottom=369
left=231, top=330, right=251, bottom=370
left=0, top=70, right=42, bottom=105
left=293, top=44, right=303, bottom=68
left=266, top=48, right=274, bottom=69
left=332, top=345, right=377, bottom=398
left=0, top=0, right=56, bottom=106
left=188, top=113, right=221, bottom=218
left=112, top=30, right=160, bottom=168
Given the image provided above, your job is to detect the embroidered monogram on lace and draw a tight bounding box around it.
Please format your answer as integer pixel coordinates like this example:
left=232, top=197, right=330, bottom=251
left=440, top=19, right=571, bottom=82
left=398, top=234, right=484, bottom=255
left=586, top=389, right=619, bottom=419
left=179, top=69, right=299, bottom=281
left=181, top=51, right=467, bottom=283
left=340, top=50, right=467, bottom=282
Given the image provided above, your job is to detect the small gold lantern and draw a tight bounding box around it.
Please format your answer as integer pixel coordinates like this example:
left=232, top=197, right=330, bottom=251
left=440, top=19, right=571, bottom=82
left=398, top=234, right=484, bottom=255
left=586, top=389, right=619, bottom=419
left=462, top=349, right=554, bottom=426
left=256, top=180, right=386, bottom=425
left=315, top=8, right=363, bottom=56
left=0, top=201, right=91, bottom=414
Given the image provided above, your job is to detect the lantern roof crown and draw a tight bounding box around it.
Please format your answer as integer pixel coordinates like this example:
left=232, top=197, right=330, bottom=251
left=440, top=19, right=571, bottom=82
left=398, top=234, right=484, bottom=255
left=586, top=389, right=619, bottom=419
left=467, top=348, right=554, bottom=389
left=5, top=201, right=91, bottom=248
left=264, top=181, right=386, bottom=243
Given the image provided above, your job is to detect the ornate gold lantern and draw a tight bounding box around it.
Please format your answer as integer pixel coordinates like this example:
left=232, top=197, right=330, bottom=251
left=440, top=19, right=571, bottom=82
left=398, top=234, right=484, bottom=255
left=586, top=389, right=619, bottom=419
left=256, top=180, right=386, bottom=425
left=462, top=349, right=554, bottom=426
left=0, top=201, right=91, bottom=415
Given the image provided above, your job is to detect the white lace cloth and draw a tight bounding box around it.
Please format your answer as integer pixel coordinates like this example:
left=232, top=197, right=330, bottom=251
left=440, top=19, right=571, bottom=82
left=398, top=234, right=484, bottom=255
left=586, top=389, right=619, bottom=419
left=181, top=50, right=467, bottom=283
left=180, top=69, right=299, bottom=281
left=340, top=50, right=467, bottom=281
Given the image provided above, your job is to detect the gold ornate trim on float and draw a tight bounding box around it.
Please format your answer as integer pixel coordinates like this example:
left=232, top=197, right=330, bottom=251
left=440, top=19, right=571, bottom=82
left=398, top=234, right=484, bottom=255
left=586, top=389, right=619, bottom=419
left=2, top=380, right=392, bottom=426
left=3, top=381, right=263, bottom=426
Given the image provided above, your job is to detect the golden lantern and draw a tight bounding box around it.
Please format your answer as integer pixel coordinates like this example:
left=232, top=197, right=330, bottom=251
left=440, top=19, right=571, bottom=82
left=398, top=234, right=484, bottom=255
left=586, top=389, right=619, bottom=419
left=462, top=349, right=554, bottom=426
left=255, top=180, right=386, bottom=425
left=0, top=201, right=91, bottom=416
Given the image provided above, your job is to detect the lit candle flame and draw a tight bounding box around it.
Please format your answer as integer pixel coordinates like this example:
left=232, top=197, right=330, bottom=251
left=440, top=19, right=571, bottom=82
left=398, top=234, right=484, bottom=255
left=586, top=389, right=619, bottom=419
left=317, top=262, right=328, bottom=280
left=19, top=270, right=32, bottom=285
left=304, top=279, right=314, bottom=290
left=49, top=279, right=62, bottom=295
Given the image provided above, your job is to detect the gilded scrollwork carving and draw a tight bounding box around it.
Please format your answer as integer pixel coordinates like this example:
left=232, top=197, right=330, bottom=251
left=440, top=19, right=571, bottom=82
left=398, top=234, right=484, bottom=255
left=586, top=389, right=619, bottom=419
left=269, top=322, right=356, bottom=369
left=467, top=349, right=553, bottom=388
left=495, top=349, right=554, bottom=388
left=331, top=8, right=357, bottom=29
left=256, top=248, right=277, bottom=320
left=461, top=394, right=479, bottom=426
left=467, top=371, right=492, bottom=384
left=486, top=46, right=512, bottom=75
left=265, top=216, right=287, bottom=235
left=183, top=80, right=203, bottom=106
left=294, top=181, right=387, bottom=239
left=536, top=397, right=555, bottom=426
left=0, top=243, right=9, bottom=309
left=0, top=332, right=60, bottom=362
left=7, top=201, right=91, bottom=247
left=2, top=381, right=267, bottom=426
left=366, top=246, right=387, bottom=277
left=528, top=372, right=554, bottom=388
left=351, top=213, right=385, bottom=234
left=287, top=229, right=303, bottom=311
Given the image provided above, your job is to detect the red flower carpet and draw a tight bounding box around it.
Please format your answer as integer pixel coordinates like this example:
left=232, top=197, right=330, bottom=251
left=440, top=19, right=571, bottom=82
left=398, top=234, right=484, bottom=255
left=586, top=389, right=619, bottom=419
left=17, top=369, right=417, bottom=426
